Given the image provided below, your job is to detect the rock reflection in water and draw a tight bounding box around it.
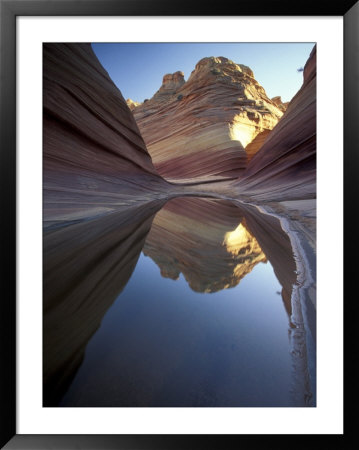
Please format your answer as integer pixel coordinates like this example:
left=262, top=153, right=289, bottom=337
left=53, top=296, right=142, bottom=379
left=43, top=197, right=315, bottom=407
left=143, top=198, right=314, bottom=406
left=143, top=198, right=267, bottom=293
left=143, top=197, right=298, bottom=319
left=43, top=200, right=165, bottom=406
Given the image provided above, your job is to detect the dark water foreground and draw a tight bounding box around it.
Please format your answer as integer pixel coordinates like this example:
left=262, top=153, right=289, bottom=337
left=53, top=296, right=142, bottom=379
left=43, top=197, right=316, bottom=407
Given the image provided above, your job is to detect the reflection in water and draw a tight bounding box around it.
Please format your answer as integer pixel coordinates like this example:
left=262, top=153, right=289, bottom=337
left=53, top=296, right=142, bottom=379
left=143, top=198, right=267, bottom=293
left=43, top=197, right=315, bottom=407
left=43, top=199, right=165, bottom=406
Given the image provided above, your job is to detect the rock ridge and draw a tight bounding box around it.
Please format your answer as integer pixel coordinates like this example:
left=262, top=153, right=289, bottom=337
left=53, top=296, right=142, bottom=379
left=43, top=43, right=168, bottom=227
left=132, top=56, right=284, bottom=181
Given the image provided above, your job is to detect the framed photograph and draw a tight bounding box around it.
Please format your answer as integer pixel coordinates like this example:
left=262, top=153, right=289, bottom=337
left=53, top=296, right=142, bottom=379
left=1, top=0, right=356, bottom=448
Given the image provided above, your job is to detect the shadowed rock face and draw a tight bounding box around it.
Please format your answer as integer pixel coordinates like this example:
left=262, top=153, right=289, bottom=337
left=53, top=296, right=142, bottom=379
left=43, top=43, right=167, bottom=227
left=235, top=45, right=316, bottom=201
left=132, top=56, right=283, bottom=181
left=43, top=200, right=165, bottom=406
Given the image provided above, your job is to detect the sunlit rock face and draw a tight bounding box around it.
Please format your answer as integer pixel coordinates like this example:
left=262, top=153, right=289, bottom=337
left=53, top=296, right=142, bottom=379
left=43, top=43, right=167, bottom=227
left=126, top=98, right=142, bottom=110
left=271, top=96, right=289, bottom=112
left=143, top=197, right=267, bottom=293
left=235, top=45, right=316, bottom=201
left=43, top=200, right=164, bottom=406
left=132, top=57, right=283, bottom=181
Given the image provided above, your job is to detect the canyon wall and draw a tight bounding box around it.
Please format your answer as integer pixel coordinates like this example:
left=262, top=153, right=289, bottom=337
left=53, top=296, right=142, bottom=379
left=42, top=44, right=316, bottom=408
left=271, top=96, right=289, bottom=112
left=43, top=43, right=167, bottom=228
left=235, top=45, right=316, bottom=201
left=132, top=57, right=284, bottom=181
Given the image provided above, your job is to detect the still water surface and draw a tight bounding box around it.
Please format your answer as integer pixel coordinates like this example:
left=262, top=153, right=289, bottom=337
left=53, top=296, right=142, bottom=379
left=43, top=197, right=315, bottom=407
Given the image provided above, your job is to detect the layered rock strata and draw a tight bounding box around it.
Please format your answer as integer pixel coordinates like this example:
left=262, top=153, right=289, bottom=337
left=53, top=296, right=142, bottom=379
left=42, top=44, right=316, bottom=408
left=43, top=43, right=168, bottom=227
left=235, top=45, right=316, bottom=201
left=132, top=57, right=284, bottom=181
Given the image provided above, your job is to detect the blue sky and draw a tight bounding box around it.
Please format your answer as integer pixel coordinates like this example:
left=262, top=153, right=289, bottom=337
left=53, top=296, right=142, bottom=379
left=92, top=43, right=315, bottom=104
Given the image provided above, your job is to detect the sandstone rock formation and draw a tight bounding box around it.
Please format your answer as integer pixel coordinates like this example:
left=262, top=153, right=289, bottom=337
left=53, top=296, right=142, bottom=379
left=42, top=44, right=316, bottom=408
left=235, top=45, right=316, bottom=201
left=271, top=96, right=289, bottom=112
left=132, top=57, right=284, bottom=181
left=155, top=71, right=185, bottom=96
left=43, top=43, right=168, bottom=228
left=126, top=98, right=142, bottom=110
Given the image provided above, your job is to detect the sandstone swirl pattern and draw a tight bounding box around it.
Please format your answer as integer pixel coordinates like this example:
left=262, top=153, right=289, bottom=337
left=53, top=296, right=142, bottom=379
left=235, top=46, right=317, bottom=201
left=43, top=43, right=168, bottom=227
left=132, top=57, right=284, bottom=181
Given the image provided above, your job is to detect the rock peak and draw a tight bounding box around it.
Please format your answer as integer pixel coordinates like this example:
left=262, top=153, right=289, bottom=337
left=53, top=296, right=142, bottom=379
left=271, top=96, right=289, bottom=112
left=132, top=55, right=283, bottom=180
left=126, top=98, right=141, bottom=111
left=158, top=71, right=185, bottom=94
left=195, top=56, right=231, bottom=69
left=192, top=56, right=254, bottom=79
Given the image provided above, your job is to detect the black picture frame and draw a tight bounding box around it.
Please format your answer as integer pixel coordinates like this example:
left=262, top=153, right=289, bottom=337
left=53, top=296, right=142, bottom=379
left=1, top=0, right=356, bottom=448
